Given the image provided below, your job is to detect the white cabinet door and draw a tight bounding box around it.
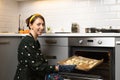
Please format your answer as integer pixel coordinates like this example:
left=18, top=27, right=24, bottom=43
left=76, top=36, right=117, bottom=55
left=0, top=37, right=21, bottom=80
left=38, top=37, right=69, bottom=65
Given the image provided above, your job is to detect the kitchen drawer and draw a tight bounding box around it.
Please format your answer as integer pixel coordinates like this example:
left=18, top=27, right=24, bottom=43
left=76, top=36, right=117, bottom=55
left=38, top=37, right=68, bottom=46
left=38, top=37, right=69, bottom=65
left=0, top=37, right=21, bottom=80
left=44, top=46, right=68, bottom=65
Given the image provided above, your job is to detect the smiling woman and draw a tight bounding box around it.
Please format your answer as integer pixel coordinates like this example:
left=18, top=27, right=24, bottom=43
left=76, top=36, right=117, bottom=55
left=14, top=13, right=55, bottom=80
left=14, top=13, right=76, bottom=80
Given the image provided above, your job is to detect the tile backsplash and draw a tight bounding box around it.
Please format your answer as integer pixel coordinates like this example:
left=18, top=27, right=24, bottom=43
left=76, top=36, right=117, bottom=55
left=1, top=0, right=120, bottom=33
left=0, top=0, right=18, bottom=33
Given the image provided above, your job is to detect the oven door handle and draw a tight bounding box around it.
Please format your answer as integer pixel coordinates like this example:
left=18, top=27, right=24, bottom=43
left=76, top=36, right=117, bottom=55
left=116, top=41, right=120, bottom=45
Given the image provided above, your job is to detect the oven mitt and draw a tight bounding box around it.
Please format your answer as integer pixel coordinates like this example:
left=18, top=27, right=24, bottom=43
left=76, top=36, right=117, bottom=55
left=45, top=73, right=64, bottom=80
left=58, top=65, right=76, bottom=72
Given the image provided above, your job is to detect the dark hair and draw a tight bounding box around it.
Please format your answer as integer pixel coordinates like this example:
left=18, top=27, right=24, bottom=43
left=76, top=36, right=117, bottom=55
left=26, top=14, right=45, bottom=29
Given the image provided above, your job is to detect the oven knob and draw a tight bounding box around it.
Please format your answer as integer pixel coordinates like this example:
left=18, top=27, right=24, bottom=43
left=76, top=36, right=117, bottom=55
left=98, top=40, right=102, bottom=44
left=79, top=40, right=83, bottom=44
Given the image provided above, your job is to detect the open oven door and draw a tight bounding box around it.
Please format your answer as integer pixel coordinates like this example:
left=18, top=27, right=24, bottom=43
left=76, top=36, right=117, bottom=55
left=59, top=72, right=103, bottom=80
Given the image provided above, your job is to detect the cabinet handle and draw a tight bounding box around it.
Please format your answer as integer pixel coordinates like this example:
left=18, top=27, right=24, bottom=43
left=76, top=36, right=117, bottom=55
left=0, top=41, right=10, bottom=44
left=45, top=55, right=57, bottom=59
left=116, top=41, right=120, bottom=45
left=45, top=40, right=57, bottom=44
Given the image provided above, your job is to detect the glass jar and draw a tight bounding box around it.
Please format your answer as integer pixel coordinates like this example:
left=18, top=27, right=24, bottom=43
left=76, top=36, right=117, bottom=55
left=71, top=23, right=79, bottom=33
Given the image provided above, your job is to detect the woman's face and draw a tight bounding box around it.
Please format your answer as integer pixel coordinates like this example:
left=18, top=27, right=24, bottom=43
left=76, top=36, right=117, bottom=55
left=30, top=18, right=44, bottom=35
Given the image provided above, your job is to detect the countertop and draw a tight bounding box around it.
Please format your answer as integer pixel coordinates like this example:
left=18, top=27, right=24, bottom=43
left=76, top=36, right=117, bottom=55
left=41, top=33, right=120, bottom=37
left=0, top=33, right=27, bottom=37
left=0, top=33, right=120, bottom=37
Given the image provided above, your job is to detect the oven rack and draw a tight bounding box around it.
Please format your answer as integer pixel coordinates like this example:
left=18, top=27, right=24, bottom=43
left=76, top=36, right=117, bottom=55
left=59, top=72, right=103, bottom=80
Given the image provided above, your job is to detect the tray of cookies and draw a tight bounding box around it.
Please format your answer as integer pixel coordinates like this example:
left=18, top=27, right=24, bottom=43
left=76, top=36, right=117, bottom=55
left=57, top=56, right=103, bottom=71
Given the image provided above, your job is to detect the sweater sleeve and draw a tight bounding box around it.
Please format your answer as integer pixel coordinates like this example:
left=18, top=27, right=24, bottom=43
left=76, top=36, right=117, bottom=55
left=18, top=37, right=56, bottom=72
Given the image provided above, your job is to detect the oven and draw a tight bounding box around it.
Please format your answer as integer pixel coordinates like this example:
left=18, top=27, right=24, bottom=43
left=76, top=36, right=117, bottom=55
left=59, top=37, right=120, bottom=80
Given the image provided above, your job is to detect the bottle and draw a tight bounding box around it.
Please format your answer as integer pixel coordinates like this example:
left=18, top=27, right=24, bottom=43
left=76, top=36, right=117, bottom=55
left=18, top=14, right=21, bottom=33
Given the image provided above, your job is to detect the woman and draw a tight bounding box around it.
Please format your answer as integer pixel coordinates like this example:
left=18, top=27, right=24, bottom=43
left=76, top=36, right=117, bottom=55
left=14, top=14, right=75, bottom=80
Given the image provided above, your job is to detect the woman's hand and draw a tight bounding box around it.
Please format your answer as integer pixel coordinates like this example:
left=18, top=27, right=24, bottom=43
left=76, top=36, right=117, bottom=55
left=55, top=65, right=59, bottom=71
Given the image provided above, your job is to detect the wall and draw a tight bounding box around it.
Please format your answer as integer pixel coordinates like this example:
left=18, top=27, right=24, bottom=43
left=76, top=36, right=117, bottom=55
left=0, top=0, right=18, bottom=33
left=3, top=0, right=120, bottom=33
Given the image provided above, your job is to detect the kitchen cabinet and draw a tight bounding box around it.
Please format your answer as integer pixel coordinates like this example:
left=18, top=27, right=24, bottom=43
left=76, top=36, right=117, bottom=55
left=38, top=37, right=69, bottom=65
left=115, top=38, right=120, bottom=80
left=0, top=37, right=21, bottom=80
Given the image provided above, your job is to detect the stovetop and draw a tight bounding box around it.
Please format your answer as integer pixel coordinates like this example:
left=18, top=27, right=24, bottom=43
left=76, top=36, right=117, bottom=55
left=86, top=27, right=120, bottom=33
left=100, top=29, right=120, bottom=33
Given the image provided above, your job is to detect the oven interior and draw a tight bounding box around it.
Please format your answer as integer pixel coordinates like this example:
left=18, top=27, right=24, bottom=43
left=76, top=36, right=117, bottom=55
left=61, top=47, right=115, bottom=80
left=74, top=50, right=110, bottom=79
left=74, top=50, right=109, bottom=63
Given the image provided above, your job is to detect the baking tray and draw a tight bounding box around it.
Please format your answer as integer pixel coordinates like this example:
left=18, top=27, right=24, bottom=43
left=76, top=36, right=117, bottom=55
left=57, top=56, right=103, bottom=71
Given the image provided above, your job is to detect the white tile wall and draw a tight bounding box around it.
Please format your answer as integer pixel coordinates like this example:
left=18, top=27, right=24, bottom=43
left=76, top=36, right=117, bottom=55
left=0, top=0, right=19, bottom=33
left=18, top=0, right=120, bottom=33
left=103, top=0, right=116, bottom=4
left=1, top=0, right=120, bottom=33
